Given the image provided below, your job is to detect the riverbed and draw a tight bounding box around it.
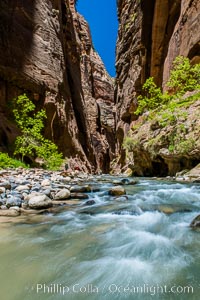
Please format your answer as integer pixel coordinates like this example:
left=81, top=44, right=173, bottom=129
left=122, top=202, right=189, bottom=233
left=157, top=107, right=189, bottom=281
left=0, top=177, right=200, bottom=300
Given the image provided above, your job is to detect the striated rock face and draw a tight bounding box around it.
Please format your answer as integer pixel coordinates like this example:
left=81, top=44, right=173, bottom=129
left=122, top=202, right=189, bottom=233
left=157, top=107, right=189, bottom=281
left=69, top=8, right=115, bottom=172
left=115, top=0, right=200, bottom=174
left=0, top=0, right=115, bottom=172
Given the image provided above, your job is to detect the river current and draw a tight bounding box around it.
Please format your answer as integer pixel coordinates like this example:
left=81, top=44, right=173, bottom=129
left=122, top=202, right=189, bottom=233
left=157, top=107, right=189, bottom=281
left=0, top=177, right=200, bottom=300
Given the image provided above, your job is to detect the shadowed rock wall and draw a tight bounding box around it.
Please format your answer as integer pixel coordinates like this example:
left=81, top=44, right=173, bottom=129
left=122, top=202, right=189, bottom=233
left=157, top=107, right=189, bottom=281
left=0, top=0, right=115, bottom=172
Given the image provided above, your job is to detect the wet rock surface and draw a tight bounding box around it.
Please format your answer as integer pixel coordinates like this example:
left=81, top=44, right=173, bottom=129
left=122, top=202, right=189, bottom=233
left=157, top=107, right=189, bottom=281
left=190, top=214, right=200, bottom=229
left=0, top=167, right=200, bottom=235
left=108, top=186, right=126, bottom=196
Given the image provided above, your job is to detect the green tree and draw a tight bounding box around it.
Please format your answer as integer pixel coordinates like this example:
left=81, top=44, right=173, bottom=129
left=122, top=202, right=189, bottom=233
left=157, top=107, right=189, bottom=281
left=135, top=56, right=200, bottom=115
left=13, top=94, right=63, bottom=170
left=167, top=56, right=200, bottom=94
left=135, top=77, right=170, bottom=115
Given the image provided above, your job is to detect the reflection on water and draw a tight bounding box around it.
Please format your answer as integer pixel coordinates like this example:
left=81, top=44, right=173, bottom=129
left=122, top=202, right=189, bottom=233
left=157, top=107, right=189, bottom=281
left=0, top=179, right=200, bottom=300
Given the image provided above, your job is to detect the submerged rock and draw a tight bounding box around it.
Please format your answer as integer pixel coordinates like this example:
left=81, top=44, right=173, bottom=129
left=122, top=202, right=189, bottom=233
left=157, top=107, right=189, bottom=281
left=114, top=196, right=129, bottom=201
left=84, top=200, right=96, bottom=206
left=190, top=215, right=200, bottom=229
left=70, top=193, right=89, bottom=199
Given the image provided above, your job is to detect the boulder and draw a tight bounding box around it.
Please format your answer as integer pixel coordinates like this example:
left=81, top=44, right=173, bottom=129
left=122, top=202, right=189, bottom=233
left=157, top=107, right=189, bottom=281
left=6, top=197, right=22, bottom=208
left=54, top=189, right=71, bottom=200
left=29, top=194, right=52, bottom=209
left=70, top=185, right=91, bottom=193
left=108, top=186, right=126, bottom=196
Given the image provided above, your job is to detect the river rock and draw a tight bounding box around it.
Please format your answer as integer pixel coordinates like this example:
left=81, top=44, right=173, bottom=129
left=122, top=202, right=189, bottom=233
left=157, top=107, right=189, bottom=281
left=113, top=179, right=137, bottom=185
left=114, top=196, right=129, bottom=201
left=15, top=185, right=30, bottom=192
left=0, top=205, right=7, bottom=210
left=0, top=208, right=20, bottom=217
left=24, top=192, right=43, bottom=201
left=0, top=187, right=6, bottom=194
left=29, top=194, right=52, bottom=209
left=70, top=185, right=91, bottom=193
left=21, top=201, right=29, bottom=209
left=193, top=178, right=200, bottom=183
left=60, top=176, right=71, bottom=183
left=6, top=197, right=22, bottom=208
left=0, top=181, right=11, bottom=189
left=84, top=200, right=96, bottom=206
left=31, top=183, right=41, bottom=192
left=108, top=186, right=126, bottom=196
left=190, top=215, right=200, bottom=228
left=157, top=205, right=177, bottom=214
left=52, top=200, right=80, bottom=205
left=42, top=189, right=51, bottom=197
left=0, top=198, right=6, bottom=205
left=70, top=193, right=89, bottom=199
left=9, top=206, right=21, bottom=212
left=54, top=189, right=71, bottom=200
left=41, top=179, right=51, bottom=187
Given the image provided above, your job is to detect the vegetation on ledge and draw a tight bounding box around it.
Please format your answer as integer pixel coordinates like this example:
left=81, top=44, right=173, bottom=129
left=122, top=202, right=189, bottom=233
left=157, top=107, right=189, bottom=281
left=122, top=56, right=200, bottom=175
left=10, top=94, right=63, bottom=170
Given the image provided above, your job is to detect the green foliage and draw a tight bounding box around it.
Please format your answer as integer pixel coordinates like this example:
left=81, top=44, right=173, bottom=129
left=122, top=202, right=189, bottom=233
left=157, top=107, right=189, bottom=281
left=122, top=136, right=138, bottom=152
left=135, top=77, right=170, bottom=115
left=135, top=56, right=200, bottom=115
left=175, top=138, right=195, bottom=154
left=13, top=94, right=63, bottom=170
left=166, top=56, right=200, bottom=95
left=167, top=123, right=195, bottom=154
left=0, top=152, right=27, bottom=169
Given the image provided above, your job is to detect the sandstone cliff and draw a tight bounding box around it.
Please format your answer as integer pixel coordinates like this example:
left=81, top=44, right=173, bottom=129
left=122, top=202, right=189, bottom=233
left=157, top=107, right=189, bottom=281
left=115, top=0, right=200, bottom=175
left=0, top=0, right=115, bottom=172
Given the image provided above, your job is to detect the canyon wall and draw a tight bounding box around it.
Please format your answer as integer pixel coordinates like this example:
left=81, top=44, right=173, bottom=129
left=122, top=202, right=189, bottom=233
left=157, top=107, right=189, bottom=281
left=0, top=0, right=115, bottom=172
left=115, top=0, right=200, bottom=175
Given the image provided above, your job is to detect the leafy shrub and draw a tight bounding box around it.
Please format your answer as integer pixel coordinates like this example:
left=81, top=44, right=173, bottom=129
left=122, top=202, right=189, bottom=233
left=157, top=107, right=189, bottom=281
left=135, top=56, right=200, bottom=115
left=166, top=56, right=200, bottom=95
left=13, top=94, right=63, bottom=170
left=0, top=152, right=27, bottom=169
left=123, top=136, right=138, bottom=152
left=135, top=77, right=169, bottom=115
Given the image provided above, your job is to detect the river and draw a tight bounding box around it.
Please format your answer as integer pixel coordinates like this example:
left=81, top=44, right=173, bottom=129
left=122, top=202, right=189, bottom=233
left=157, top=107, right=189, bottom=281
left=0, top=177, right=200, bottom=300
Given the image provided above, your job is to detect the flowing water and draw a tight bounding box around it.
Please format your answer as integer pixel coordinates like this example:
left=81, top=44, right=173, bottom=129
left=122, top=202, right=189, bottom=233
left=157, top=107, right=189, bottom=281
left=1, top=177, right=200, bottom=300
